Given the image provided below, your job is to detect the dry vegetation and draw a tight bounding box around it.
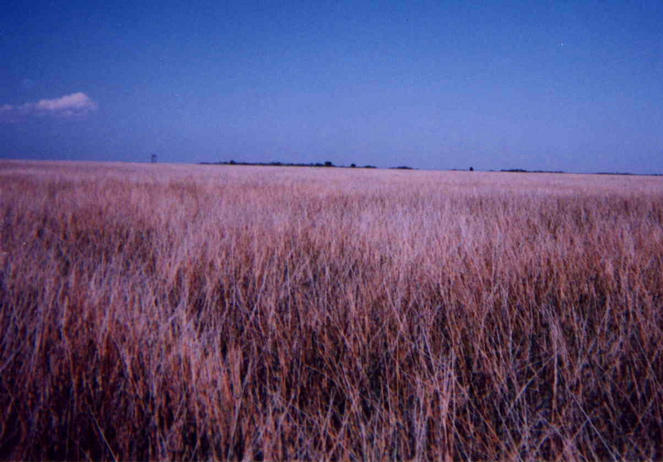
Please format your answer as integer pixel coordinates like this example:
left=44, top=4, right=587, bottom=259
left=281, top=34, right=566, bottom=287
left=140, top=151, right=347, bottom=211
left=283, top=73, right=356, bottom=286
left=1, top=160, right=663, bottom=460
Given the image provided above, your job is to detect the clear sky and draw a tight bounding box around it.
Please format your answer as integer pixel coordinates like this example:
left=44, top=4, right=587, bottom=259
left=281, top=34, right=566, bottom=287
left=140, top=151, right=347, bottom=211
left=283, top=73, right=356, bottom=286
left=1, top=0, right=662, bottom=173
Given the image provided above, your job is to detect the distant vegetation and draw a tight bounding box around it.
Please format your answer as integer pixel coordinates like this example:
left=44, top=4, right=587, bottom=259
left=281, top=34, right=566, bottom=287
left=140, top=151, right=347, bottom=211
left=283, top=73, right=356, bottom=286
left=201, top=160, right=378, bottom=169
left=499, top=168, right=566, bottom=173
left=390, top=165, right=414, bottom=170
left=2, top=162, right=663, bottom=460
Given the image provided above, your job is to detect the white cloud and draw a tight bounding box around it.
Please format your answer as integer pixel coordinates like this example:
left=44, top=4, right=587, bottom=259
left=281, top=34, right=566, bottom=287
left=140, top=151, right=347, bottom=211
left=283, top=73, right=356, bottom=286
left=0, top=92, right=98, bottom=122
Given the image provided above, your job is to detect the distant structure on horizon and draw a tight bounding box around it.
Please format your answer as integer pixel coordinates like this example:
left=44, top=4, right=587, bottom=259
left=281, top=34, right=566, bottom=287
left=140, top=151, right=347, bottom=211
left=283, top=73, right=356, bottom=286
left=151, top=153, right=157, bottom=163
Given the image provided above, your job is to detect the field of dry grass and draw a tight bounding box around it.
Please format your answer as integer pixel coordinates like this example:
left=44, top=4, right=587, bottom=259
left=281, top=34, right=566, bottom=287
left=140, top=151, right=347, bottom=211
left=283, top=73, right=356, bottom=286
left=1, top=160, right=663, bottom=460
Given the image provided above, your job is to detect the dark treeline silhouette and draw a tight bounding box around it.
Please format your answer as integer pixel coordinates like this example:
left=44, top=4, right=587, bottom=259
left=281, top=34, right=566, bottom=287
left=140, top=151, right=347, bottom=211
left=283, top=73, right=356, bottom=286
left=498, top=168, right=565, bottom=173
left=200, top=160, right=378, bottom=169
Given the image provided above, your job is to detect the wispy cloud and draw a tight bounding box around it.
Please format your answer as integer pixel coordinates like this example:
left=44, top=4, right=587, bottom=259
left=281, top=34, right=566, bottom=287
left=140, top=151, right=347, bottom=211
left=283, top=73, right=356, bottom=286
left=0, top=92, right=98, bottom=122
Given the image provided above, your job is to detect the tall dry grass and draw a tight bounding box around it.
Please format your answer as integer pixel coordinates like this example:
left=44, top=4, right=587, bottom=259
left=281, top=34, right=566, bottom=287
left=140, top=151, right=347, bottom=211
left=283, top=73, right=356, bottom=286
left=1, top=160, right=663, bottom=460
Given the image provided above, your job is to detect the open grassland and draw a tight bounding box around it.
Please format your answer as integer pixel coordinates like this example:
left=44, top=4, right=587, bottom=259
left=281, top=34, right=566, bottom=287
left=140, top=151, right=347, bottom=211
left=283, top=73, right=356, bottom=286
left=1, top=160, right=663, bottom=460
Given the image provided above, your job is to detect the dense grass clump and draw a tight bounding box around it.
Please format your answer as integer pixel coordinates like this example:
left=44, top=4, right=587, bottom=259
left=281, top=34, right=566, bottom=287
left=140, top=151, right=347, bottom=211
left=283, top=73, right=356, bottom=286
left=1, top=160, right=663, bottom=460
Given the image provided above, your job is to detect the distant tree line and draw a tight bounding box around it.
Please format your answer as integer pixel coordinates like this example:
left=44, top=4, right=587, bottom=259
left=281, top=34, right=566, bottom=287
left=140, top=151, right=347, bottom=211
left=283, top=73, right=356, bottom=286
left=200, top=160, right=382, bottom=169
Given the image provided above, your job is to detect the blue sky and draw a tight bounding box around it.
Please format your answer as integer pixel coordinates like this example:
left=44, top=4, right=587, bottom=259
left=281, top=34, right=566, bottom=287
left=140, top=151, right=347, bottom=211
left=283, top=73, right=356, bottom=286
left=1, top=0, right=662, bottom=173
